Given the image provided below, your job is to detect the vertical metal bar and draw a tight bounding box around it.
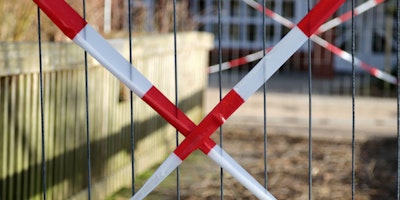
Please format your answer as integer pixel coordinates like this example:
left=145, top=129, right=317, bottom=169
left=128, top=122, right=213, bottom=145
left=217, top=0, right=224, bottom=199
left=82, top=1, right=92, bottom=199
left=36, top=7, right=47, bottom=200
left=262, top=0, right=268, bottom=189
left=127, top=0, right=136, bottom=195
left=351, top=0, right=356, bottom=199
left=307, top=0, right=313, bottom=199
left=397, top=0, right=400, bottom=199
left=172, top=0, right=181, bottom=199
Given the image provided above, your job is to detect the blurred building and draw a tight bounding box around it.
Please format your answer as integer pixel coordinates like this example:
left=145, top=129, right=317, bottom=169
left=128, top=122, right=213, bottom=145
left=122, top=0, right=396, bottom=78
left=187, top=0, right=396, bottom=77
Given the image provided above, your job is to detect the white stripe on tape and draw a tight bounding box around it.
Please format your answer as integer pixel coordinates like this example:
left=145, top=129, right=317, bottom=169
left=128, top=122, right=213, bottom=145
left=356, top=0, right=381, bottom=14
left=246, top=51, right=265, bottom=63
left=73, top=25, right=153, bottom=98
left=131, top=153, right=182, bottom=200
left=234, top=26, right=308, bottom=101
left=208, top=145, right=276, bottom=200
left=318, top=0, right=384, bottom=33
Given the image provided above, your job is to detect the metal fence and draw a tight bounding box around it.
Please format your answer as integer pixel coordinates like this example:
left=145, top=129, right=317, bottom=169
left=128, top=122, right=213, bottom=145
left=2, top=0, right=400, bottom=199
left=0, top=33, right=212, bottom=199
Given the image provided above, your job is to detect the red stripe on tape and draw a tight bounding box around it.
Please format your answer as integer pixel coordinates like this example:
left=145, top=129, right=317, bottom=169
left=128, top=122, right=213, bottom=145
left=258, top=5, right=274, bottom=18
left=360, top=62, right=377, bottom=75
left=200, top=139, right=217, bottom=153
left=265, top=9, right=275, bottom=18
left=142, top=86, right=194, bottom=133
left=174, top=90, right=245, bottom=160
left=33, top=0, right=86, bottom=39
left=339, top=11, right=353, bottom=23
left=256, top=4, right=264, bottom=12
left=142, top=86, right=216, bottom=153
left=229, top=57, right=249, bottom=68
left=298, top=0, right=345, bottom=37
left=369, top=67, right=379, bottom=77
left=325, top=41, right=344, bottom=56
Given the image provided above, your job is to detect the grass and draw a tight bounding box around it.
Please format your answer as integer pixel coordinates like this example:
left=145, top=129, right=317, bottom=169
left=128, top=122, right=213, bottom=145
left=106, top=150, right=216, bottom=200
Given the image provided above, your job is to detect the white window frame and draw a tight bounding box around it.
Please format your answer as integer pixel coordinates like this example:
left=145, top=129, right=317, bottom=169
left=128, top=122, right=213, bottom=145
left=190, top=0, right=307, bottom=50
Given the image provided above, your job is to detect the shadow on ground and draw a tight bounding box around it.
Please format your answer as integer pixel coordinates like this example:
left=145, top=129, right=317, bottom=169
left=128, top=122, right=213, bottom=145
left=108, top=129, right=398, bottom=200
left=357, top=137, right=397, bottom=200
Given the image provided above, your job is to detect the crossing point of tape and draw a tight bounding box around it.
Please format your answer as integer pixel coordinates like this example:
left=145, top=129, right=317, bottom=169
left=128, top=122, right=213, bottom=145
left=33, top=0, right=275, bottom=199
left=212, top=0, right=395, bottom=85
left=132, top=0, right=345, bottom=199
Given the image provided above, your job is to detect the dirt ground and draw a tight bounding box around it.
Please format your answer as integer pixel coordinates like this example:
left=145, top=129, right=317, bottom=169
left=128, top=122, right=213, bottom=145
left=109, top=89, right=398, bottom=199
left=110, top=127, right=397, bottom=200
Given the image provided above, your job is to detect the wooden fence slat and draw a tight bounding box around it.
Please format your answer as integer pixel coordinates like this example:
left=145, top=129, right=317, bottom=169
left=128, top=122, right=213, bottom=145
left=23, top=74, right=31, bottom=200
left=76, top=68, right=87, bottom=193
left=25, top=74, right=35, bottom=199
left=4, top=76, right=9, bottom=200
left=53, top=71, right=62, bottom=200
left=52, top=72, right=59, bottom=199
left=103, top=70, right=112, bottom=182
left=43, top=72, right=51, bottom=199
left=16, top=74, right=25, bottom=200
left=34, top=73, right=42, bottom=200
left=73, top=69, right=82, bottom=195
left=29, top=73, right=39, bottom=200
left=64, top=70, right=74, bottom=197
left=0, top=32, right=212, bottom=199
left=15, top=75, right=21, bottom=200
left=0, top=77, right=6, bottom=200
left=8, top=76, right=17, bottom=200
left=59, top=70, right=67, bottom=199
left=21, top=75, right=28, bottom=200
left=72, top=69, right=80, bottom=195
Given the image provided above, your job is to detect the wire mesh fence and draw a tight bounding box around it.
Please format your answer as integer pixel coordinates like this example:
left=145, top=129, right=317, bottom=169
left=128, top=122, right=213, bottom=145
left=1, top=0, right=399, bottom=199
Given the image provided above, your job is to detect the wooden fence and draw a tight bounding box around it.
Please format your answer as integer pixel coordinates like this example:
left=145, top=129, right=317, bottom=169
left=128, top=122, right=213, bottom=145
left=0, top=32, right=213, bottom=200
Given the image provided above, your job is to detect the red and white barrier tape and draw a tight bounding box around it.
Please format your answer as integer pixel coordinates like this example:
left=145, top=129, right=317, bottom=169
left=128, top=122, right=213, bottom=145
left=310, top=35, right=397, bottom=84
left=244, top=0, right=396, bottom=84
left=317, top=0, right=385, bottom=34
left=132, top=0, right=345, bottom=199
left=208, top=48, right=271, bottom=74
left=210, top=0, right=396, bottom=85
left=33, top=0, right=275, bottom=199
left=244, top=0, right=384, bottom=35
left=209, top=0, right=385, bottom=74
